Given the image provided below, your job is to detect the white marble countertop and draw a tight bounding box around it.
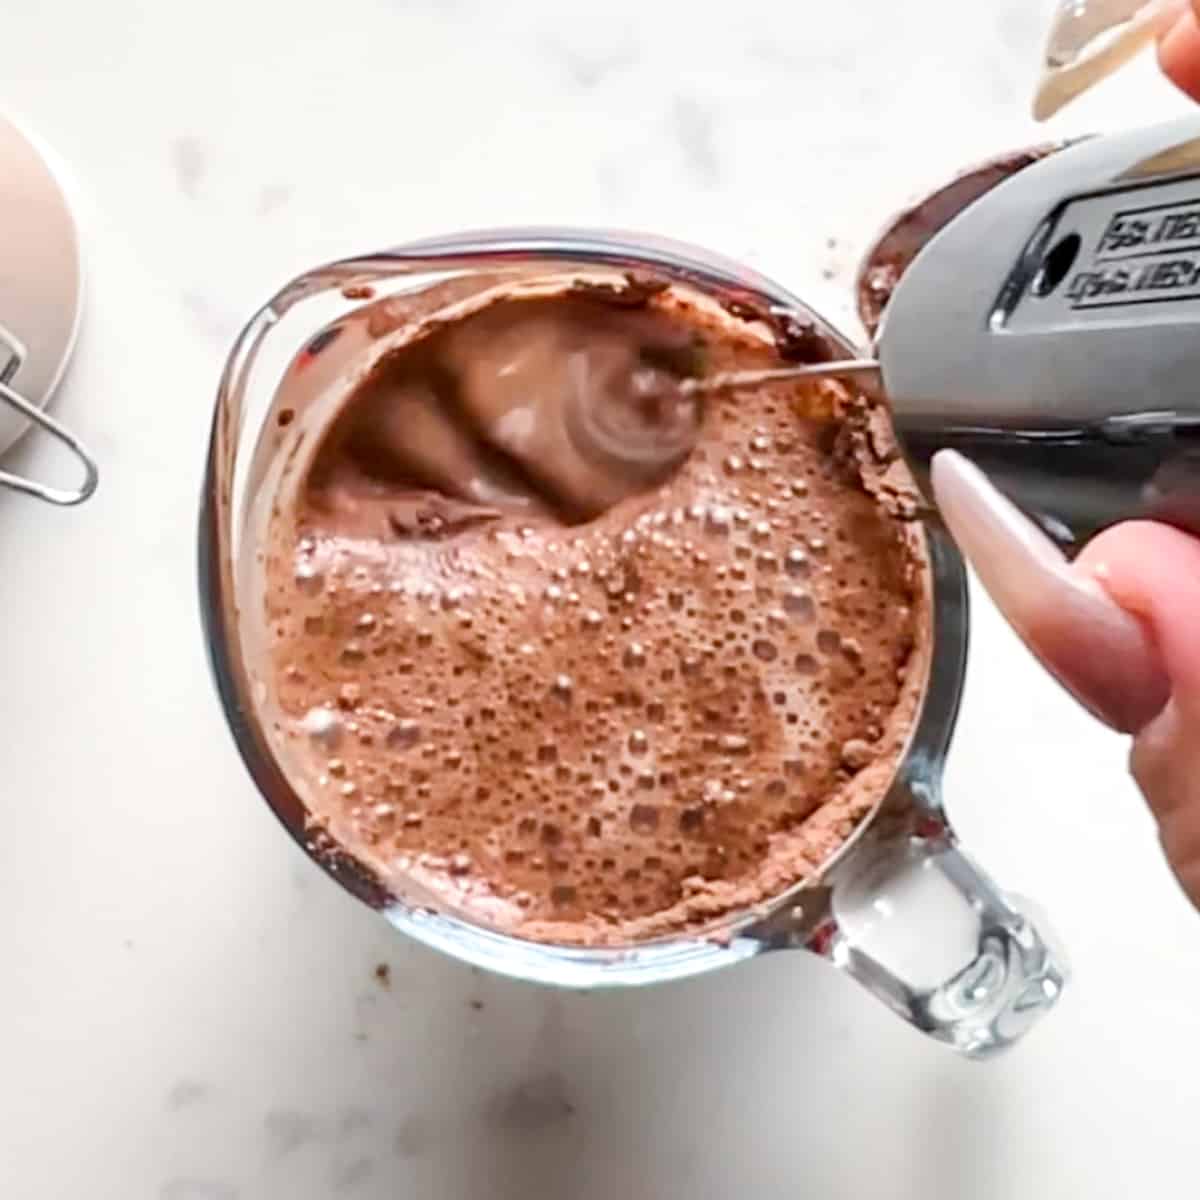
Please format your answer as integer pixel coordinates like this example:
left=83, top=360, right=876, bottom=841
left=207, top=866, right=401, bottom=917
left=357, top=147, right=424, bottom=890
left=4, top=2, right=1200, bottom=1197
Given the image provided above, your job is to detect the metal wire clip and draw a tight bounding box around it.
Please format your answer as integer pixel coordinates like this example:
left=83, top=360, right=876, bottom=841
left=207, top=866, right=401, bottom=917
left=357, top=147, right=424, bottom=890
left=0, top=322, right=97, bottom=506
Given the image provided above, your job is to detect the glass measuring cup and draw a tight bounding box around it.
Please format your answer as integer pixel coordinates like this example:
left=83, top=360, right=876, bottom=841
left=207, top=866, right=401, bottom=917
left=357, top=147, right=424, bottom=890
left=198, top=229, right=1066, bottom=1058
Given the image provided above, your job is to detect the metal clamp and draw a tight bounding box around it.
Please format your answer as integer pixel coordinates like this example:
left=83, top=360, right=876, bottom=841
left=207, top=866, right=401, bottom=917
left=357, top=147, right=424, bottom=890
left=0, top=324, right=97, bottom=506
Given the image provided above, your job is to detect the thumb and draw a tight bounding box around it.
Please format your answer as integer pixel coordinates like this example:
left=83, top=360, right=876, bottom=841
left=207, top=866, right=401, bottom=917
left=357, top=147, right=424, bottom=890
left=1076, top=519, right=1200, bottom=720
left=1158, top=1, right=1200, bottom=101
left=930, top=451, right=1170, bottom=733
left=1085, top=522, right=1200, bottom=902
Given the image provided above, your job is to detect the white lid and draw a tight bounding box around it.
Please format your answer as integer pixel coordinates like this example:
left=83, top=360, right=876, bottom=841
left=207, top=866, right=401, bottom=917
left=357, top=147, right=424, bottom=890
left=0, top=111, right=96, bottom=504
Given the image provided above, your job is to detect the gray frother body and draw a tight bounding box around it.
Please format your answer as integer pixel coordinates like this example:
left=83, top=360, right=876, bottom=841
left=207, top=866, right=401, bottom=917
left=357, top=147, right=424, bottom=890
left=878, top=114, right=1200, bottom=546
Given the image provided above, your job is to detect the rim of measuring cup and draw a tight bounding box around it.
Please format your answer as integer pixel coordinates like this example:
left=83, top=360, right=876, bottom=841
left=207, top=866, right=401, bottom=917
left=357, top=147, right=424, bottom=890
left=198, top=227, right=969, bottom=988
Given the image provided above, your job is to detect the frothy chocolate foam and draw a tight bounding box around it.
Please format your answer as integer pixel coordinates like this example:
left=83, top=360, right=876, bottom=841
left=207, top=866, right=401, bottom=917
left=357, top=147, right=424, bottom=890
left=263, top=283, right=928, bottom=944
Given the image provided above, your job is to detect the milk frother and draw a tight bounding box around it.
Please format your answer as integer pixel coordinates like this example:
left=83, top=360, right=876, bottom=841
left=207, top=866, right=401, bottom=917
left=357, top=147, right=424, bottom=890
left=692, top=115, right=1200, bottom=548
left=879, top=114, right=1200, bottom=546
left=692, top=0, right=1200, bottom=548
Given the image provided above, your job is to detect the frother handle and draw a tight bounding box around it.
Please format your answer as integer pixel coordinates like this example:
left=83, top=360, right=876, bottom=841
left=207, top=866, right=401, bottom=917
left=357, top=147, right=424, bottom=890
left=813, top=806, right=1067, bottom=1059
left=880, top=115, right=1200, bottom=543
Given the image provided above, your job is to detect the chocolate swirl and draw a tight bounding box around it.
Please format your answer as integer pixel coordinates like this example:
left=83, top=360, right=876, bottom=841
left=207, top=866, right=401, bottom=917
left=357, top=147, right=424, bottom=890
left=265, top=287, right=928, bottom=945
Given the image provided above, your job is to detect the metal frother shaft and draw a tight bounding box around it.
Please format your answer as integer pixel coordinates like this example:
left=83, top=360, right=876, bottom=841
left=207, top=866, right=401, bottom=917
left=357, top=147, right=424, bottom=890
left=675, top=358, right=881, bottom=395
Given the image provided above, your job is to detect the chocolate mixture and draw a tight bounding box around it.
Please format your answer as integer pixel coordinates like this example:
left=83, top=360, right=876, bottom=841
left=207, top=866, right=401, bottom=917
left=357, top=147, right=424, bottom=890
left=263, top=285, right=928, bottom=944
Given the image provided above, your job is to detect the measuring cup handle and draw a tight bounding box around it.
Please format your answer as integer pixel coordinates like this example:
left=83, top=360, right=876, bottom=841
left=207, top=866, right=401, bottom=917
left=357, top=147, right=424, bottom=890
left=812, top=808, right=1067, bottom=1059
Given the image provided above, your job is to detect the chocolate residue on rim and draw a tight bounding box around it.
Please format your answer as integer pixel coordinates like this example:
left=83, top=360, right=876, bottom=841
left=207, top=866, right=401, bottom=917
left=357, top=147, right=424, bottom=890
left=568, top=273, right=671, bottom=308
left=718, top=297, right=835, bottom=365
left=856, top=144, right=1066, bottom=337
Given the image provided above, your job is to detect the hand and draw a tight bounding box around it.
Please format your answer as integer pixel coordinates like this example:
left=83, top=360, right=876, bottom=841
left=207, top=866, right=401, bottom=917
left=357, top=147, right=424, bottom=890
left=931, top=453, right=1200, bottom=909
left=927, top=7, right=1200, bottom=906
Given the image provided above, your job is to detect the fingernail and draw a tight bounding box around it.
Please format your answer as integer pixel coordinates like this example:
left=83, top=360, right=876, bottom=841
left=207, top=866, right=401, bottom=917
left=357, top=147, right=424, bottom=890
left=931, top=451, right=1168, bottom=732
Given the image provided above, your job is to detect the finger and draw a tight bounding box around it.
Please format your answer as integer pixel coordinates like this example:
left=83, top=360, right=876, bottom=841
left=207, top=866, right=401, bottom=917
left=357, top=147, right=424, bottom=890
left=1083, top=520, right=1200, bottom=908
left=930, top=452, right=1169, bottom=733
left=1130, top=700, right=1194, bottom=818
left=1158, top=4, right=1200, bottom=100
left=1076, top=520, right=1200, bottom=720
left=1131, top=700, right=1200, bottom=906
